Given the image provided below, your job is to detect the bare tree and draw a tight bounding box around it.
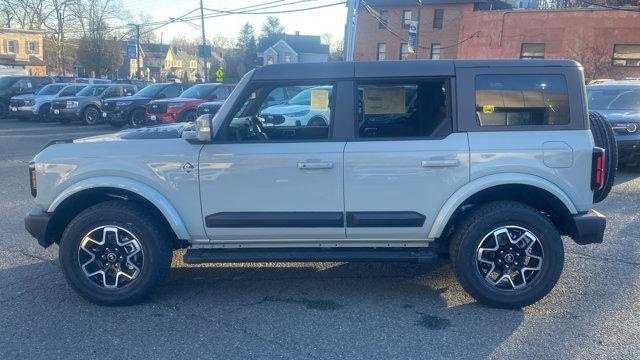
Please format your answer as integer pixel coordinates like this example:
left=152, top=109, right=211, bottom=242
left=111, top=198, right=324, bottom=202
left=565, top=41, right=619, bottom=80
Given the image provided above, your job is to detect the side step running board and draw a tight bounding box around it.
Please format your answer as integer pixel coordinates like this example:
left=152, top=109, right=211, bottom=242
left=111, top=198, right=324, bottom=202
left=184, top=247, right=438, bottom=264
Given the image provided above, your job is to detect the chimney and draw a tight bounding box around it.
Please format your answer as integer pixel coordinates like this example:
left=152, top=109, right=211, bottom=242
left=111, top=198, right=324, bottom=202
left=295, top=31, right=300, bottom=36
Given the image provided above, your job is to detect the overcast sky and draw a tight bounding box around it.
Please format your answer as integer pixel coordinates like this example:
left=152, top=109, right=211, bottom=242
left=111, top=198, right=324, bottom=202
left=122, top=0, right=348, bottom=44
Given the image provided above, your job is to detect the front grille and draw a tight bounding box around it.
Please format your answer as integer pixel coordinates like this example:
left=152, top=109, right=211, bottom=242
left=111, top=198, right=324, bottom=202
left=10, top=99, right=25, bottom=107
left=51, top=102, right=66, bottom=109
left=102, top=101, right=116, bottom=112
left=146, top=103, right=167, bottom=114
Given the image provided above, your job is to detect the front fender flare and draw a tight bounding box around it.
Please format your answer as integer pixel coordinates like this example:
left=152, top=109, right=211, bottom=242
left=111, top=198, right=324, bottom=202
left=428, top=173, right=578, bottom=239
left=48, top=176, right=191, bottom=240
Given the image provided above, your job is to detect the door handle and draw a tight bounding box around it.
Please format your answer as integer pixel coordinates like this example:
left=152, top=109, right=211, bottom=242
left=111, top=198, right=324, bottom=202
left=421, top=159, right=460, bottom=168
left=298, top=162, right=334, bottom=170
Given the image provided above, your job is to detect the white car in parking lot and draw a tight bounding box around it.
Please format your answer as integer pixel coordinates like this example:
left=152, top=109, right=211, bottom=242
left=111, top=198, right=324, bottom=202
left=260, top=86, right=332, bottom=127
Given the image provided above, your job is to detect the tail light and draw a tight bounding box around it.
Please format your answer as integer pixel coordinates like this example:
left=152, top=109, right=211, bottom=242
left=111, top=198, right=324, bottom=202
left=28, top=161, right=37, bottom=197
left=591, top=147, right=605, bottom=191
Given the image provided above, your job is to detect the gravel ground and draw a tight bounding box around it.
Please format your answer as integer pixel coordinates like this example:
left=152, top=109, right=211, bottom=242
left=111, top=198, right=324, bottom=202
left=0, top=118, right=638, bottom=359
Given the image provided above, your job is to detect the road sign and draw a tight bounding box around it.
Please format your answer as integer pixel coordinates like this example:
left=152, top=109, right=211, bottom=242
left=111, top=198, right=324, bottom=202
left=215, top=68, right=224, bottom=82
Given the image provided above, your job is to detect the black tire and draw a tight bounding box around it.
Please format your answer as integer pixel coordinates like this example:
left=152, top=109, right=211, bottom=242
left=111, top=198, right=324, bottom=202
left=37, top=104, right=51, bottom=122
left=181, top=110, right=197, bottom=123
left=307, top=117, right=327, bottom=126
left=589, top=111, right=617, bottom=203
left=59, top=201, right=172, bottom=306
left=449, top=201, right=564, bottom=309
left=128, top=108, right=146, bottom=128
left=0, top=101, right=7, bottom=119
left=82, top=106, right=100, bottom=125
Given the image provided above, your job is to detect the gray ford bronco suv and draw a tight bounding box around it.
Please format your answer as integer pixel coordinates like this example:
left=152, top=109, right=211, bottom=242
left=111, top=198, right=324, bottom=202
left=25, top=60, right=616, bottom=308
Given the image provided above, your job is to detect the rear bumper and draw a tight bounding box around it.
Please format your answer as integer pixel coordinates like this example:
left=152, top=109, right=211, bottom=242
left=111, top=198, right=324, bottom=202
left=24, top=207, right=53, bottom=248
left=570, top=209, right=606, bottom=245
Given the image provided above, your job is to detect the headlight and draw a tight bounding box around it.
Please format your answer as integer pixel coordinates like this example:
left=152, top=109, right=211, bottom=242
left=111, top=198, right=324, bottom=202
left=283, top=110, right=310, bottom=117
left=168, top=102, right=186, bottom=108
left=66, top=101, right=78, bottom=108
left=116, top=101, right=133, bottom=106
left=612, top=122, right=639, bottom=134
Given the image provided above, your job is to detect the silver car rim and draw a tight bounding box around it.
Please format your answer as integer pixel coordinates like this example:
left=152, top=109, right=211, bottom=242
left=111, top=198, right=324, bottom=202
left=476, top=226, right=544, bottom=291
left=77, top=225, right=144, bottom=289
left=86, top=109, right=98, bottom=124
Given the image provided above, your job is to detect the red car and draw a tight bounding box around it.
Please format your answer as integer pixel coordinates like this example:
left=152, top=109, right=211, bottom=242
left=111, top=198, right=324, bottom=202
left=145, top=83, right=234, bottom=124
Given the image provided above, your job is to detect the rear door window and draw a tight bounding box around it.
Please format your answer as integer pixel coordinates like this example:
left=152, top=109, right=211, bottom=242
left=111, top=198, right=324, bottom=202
left=475, top=74, right=570, bottom=126
left=356, top=79, right=450, bottom=138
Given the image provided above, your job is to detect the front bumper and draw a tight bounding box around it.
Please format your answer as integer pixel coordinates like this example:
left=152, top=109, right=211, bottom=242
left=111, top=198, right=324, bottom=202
left=10, top=105, right=36, bottom=117
left=571, top=209, right=606, bottom=245
left=50, top=107, right=81, bottom=119
left=24, top=207, right=54, bottom=248
left=103, top=110, right=127, bottom=125
left=146, top=112, right=177, bottom=124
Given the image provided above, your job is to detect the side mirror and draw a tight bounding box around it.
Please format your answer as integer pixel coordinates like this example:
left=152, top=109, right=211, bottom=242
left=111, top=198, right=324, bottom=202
left=183, top=114, right=213, bottom=142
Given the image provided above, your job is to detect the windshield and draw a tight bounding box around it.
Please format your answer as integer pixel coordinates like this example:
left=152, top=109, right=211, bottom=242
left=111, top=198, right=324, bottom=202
left=36, top=84, right=65, bottom=95
left=588, top=88, right=640, bottom=110
left=0, top=77, right=17, bottom=88
left=287, top=87, right=333, bottom=106
left=134, top=84, right=165, bottom=97
left=59, top=85, right=85, bottom=97
left=76, top=85, right=109, bottom=97
left=179, top=84, right=216, bottom=99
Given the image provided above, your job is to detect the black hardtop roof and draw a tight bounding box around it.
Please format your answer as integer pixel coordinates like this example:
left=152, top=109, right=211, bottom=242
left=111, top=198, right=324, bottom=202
left=251, top=59, right=581, bottom=80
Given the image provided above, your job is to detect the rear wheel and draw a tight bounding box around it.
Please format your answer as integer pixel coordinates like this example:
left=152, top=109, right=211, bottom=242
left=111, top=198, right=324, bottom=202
left=589, top=111, right=617, bottom=203
left=449, top=201, right=564, bottom=309
left=307, top=117, right=327, bottom=126
left=59, top=201, right=172, bottom=305
left=83, top=106, right=100, bottom=125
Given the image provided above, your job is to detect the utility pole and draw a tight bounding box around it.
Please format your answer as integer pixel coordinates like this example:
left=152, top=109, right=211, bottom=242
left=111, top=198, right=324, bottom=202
left=343, top=0, right=357, bottom=61
left=199, top=0, right=208, bottom=82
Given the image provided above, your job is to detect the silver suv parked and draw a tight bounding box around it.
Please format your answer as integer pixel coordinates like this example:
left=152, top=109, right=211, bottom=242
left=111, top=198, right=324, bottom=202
left=24, top=60, right=615, bottom=308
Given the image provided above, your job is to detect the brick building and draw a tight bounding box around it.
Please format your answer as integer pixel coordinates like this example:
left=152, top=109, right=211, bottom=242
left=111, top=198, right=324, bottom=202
left=0, top=28, right=46, bottom=75
left=353, top=0, right=640, bottom=80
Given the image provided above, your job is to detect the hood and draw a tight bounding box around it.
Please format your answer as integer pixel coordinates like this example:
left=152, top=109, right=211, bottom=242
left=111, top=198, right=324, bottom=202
left=105, top=95, right=151, bottom=103
left=73, top=122, right=193, bottom=143
left=596, top=109, right=640, bottom=122
left=151, top=97, right=199, bottom=104
left=12, top=94, right=36, bottom=101
left=261, top=104, right=309, bottom=115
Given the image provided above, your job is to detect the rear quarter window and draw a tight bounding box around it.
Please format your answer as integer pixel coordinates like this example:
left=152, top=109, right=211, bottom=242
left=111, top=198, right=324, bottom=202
left=475, top=74, right=570, bottom=127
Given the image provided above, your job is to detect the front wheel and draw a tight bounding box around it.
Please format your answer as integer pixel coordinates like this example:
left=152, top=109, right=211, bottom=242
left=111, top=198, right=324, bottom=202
left=449, top=201, right=564, bottom=309
left=128, top=108, right=146, bottom=128
left=83, top=106, right=100, bottom=125
left=181, top=110, right=197, bottom=123
left=59, top=201, right=172, bottom=305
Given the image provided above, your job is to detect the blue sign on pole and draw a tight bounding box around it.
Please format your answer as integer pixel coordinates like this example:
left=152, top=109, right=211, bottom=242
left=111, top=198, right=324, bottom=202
left=407, top=21, right=418, bottom=53
left=127, top=44, right=137, bottom=59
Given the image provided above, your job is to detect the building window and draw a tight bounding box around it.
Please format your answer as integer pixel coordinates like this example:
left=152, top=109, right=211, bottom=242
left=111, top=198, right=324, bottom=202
left=520, top=43, right=545, bottom=59
left=400, top=43, right=409, bottom=60
left=402, top=10, right=412, bottom=28
left=266, top=55, right=274, bottom=65
left=284, top=52, right=292, bottom=63
left=378, top=9, right=389, bottom=29
left=27, top=41, right=37, bottom=54
left=377, top=43, right=386, bottom=61
left=613, top=44, right=640, bottom=67
left=430, top=43, right=441, bottom=59
left=7, top=40, right=17, bottom=53
left=433, top=9, right=444, bottom=29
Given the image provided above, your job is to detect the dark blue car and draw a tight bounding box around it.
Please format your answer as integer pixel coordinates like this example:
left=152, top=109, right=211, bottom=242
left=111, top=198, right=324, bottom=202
left=587, top=81, right=640, bottom=164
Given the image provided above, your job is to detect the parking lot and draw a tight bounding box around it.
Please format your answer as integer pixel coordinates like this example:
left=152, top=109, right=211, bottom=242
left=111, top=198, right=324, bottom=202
left=0, top=118, right=638, bottom=359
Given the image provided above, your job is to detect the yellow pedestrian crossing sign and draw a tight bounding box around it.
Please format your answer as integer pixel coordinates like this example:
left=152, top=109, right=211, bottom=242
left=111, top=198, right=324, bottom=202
left=215, top=68, right=224, bottom=82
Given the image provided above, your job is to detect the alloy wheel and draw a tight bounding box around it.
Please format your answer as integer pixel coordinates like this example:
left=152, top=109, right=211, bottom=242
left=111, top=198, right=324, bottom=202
left=476, top=226, right=544, bottom=290
left=77, top=225, right=144, bottom=289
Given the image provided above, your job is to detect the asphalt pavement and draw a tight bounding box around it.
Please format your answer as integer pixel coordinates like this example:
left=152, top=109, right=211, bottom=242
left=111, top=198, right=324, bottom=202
left=0, top=118, right=638, bottom=359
